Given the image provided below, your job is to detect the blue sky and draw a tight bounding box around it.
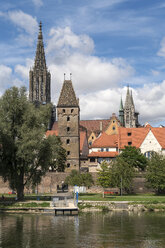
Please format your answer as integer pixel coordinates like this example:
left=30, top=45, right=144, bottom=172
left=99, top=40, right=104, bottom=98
left=1, top=0, right=165, bottom=125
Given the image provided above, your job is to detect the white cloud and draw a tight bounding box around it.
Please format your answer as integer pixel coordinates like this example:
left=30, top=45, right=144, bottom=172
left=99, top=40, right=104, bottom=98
left=15, top=58, right=33, bottom=79
left=46, top=27, right=134, bottom=104
left=8, top=10, right=38, bottom=36
left=46, top=27, right=94, bottom=58
left=32, top=0, right=43, bottom=7
left=157, top=37, right=165, bottom=57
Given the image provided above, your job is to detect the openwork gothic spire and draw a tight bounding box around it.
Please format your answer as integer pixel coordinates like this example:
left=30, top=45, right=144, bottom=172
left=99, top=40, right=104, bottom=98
left=29, top=22, right=51, bottom=104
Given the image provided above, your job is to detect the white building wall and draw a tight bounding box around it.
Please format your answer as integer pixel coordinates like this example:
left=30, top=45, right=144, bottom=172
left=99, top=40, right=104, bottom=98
left=140, top=130, right=162, bottom=154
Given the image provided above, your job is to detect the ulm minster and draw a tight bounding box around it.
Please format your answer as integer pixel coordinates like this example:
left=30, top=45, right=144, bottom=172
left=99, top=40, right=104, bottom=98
left=1, top=22, right=165, bottom=194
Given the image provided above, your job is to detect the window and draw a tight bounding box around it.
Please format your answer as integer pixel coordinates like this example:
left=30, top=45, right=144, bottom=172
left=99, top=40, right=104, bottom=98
left=101, top=148, right=104, bottom=152
left=67, top=127, right=70, bottom=132
left=89, top=141, right=92, bottom=146
left=67, top=151, right=70, bottom=155
left=90, top=158, right=95, bottom=162
left=106, top=148, right=109, bottom=152
left=66, top=139, right=70, bottom=144
left=71, top=109, right=74, bottom=113
left=113, top=120, right=115, bottom=123
left=67, top=116, right=70, bottom=121
left=144, top=151, right=154, bottom=159
left=128, top=142, right=132, bottom=145
left=67, top=163, right=70, bottom=168
left=112, top=126, right=116, bottom=130
left=92, top=136, right=94, bottom=139
left=127, top=132, right=132, bottom=136
left=63, top=109, right=65, bottom=113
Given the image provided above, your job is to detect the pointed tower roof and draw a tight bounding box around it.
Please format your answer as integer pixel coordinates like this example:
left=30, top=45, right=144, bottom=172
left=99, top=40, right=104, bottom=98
left=130, top=90, right=135, bottom=107
left=119, top=97, right=124, bottom=111
left=34, top=21, right=47, bottom=70
left=124, top=85, right=132, bottom=108
left=57, top=80, right=79, bottom=107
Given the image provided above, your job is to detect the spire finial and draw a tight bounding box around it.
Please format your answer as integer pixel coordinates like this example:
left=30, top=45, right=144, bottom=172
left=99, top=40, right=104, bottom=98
left=38, top=21, right=43, bottom=40
left=64, top=73, right=66, bottom=81
left=70, top=73, right=72, bottom=80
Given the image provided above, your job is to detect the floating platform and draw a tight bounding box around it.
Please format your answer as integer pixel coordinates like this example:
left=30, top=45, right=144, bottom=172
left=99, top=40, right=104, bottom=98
left=54, top=207, right=78, bottom=216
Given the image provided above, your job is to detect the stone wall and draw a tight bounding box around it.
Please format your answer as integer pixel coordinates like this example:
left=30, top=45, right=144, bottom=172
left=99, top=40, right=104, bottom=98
left=0, top=172, right=153, bottom=194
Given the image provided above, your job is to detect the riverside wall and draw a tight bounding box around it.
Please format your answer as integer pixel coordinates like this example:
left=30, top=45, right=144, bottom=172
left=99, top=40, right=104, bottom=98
left=0, top=172, right=152, bottom=194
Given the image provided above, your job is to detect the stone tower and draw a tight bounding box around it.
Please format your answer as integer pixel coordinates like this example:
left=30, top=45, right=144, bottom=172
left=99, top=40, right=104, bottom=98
left=29, top=22, right=51, bottom=104
left=119, top=97, right=124, bottom=126
left=57, top=79, right=80, bottom=171
left=124, top=86, right=139, bottom=128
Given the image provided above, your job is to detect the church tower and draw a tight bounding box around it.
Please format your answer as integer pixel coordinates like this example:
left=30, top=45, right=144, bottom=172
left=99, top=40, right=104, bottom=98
left=124, top=86, right=139, bottom=128
left=119, top=97, right=124, bottom=126
left=57, top=79, right=80, bottom=171
left=29, top=22, right=51, bottom=104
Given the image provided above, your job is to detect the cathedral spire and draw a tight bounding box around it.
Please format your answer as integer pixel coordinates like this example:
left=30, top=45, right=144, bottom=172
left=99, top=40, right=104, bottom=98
left=29, top=22, right=51, bottom=104
left=119, top=97, right=124, bottom=126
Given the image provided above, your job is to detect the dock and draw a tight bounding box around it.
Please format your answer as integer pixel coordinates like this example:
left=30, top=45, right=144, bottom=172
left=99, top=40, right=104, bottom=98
left=52, top=193, right=78, bottom=216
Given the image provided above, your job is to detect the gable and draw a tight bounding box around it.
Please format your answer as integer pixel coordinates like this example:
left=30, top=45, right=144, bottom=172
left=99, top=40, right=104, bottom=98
left=140, top=130, right=162, bottom=154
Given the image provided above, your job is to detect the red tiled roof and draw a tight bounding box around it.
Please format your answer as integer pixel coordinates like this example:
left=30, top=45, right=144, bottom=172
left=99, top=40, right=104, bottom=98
left=118, top=127, right=149, bottom=149
left=80, top=119, right=110, bottom=137
left=46, top=130, right=58, bottom=137
left=91, top=132, right=118, bottom=148
left=151, top=127, right=165, bottom=148
left=88, top=151, right=118, bottom=158
left=80, top=131, right=87, bottom=152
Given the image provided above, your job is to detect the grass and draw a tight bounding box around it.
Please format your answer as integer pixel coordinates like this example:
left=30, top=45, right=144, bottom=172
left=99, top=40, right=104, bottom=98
left=78, top=193, right=165, bottom=203
left=0, top=201, right=50, bottom=208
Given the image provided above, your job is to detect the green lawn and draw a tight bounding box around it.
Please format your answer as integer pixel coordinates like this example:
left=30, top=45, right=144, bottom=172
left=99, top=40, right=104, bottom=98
left=78, top=193, right=165, bottom=203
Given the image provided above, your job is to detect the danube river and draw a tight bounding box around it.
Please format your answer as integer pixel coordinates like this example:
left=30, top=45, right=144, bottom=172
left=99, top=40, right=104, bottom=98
left=0, top=211, right=165, bottom=248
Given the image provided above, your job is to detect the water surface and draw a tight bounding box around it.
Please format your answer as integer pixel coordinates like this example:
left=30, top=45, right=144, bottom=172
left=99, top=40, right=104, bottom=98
left=0, top=211, right=165, bottom=248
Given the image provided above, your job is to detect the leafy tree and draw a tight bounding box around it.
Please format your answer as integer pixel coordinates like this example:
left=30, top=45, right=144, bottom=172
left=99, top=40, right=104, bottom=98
left=97, top=158, right=135, bottom=193
left=65, top=170, right=94, bottom=187
left=119, top=146, right=148, bottom=171
left=0, top=87, right=66, bottom=199
left=97, top=161, right=113, bottom=188
left=146, top=153, right=165, bottom=194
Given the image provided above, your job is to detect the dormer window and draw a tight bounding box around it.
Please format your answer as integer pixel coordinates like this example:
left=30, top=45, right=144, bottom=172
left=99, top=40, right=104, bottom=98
left=127, top=132, right=131, bottom=136
left=128, top=141, right=132, bottom=145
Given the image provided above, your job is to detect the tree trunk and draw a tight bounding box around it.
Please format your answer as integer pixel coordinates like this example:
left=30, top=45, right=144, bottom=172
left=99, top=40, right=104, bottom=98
left=17, top=184, right=24, bottom=200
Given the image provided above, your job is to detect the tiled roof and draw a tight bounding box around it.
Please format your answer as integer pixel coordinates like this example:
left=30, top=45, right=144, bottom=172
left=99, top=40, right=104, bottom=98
left=80, top=119, right=110, bottom=138
left=118, top=127, right=149, bottom=149
left=91, top=132, right=118, bottom=148
left=57, top=80, right=79, bottom=107
left=88, top=151, right=118, bottom=158
left=80, top=131, right=87, bottom=152
left=46, top=130, right=58, bottom=137
left=151, top=127, right=165, bottom=148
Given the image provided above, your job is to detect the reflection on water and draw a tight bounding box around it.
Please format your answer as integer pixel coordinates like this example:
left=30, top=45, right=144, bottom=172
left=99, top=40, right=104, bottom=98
left=0, top=211, right=165, bottom=248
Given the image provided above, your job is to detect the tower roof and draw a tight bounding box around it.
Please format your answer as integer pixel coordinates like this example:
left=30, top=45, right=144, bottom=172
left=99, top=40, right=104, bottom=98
left=124, top=85, right=133, bottom=109
left=34, top=21, right=47, bottom=70
left=57, top=80, right=79, bottom=107
left=119, top=97, right=124, bottom=111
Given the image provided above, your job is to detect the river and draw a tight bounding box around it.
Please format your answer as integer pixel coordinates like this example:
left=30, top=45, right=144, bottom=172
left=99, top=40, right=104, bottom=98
left=0, top=211, right=165, bottom=248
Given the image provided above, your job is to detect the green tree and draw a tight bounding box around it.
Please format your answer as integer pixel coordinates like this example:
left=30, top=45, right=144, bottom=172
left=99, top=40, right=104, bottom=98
left=146, top=152, right=165, bottom=194
left=65, top=170, right=94, bottom=187
left=97, top=161, right=113, bottom=188
left=97, top=159, right=135, bottom=193
left=119, top=146, right=148, bottom=171
left=0, top=87, right=66, bottom=199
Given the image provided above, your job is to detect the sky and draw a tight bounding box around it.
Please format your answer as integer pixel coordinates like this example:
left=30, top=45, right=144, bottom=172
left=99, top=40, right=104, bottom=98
left=1, top=0, right=165, bottom=125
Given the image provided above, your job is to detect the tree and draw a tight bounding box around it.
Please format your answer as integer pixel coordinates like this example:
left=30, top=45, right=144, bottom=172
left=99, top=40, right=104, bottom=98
left=97, top=161, right=113, bottom=188
left=65, top=170, right=94, bottom=187
left=146, top=152, right=165, bottom=194
left=97, top=158, right=135, bottom=193
left=119, top=146, right=148, bottom=171
left=0, top=87, right=66, bottom=199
